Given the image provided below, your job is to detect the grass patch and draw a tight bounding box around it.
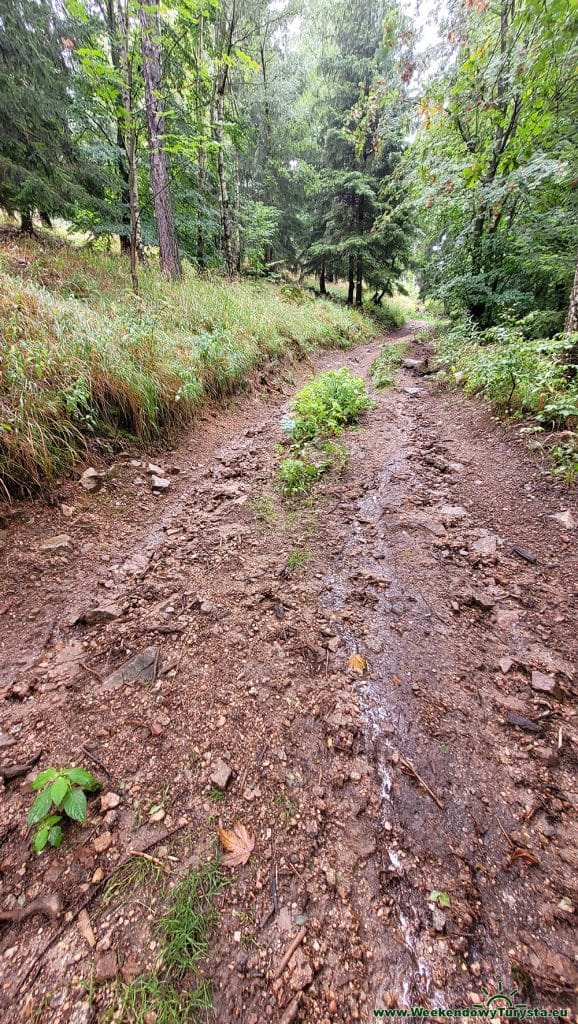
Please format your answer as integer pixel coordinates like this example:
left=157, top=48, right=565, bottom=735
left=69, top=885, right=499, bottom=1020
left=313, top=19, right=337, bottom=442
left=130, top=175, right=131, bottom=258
left=110, top=858, right=226, bottom=1024
left=286, top=547, right=311, bottom=572
left=0, top=234, right=372, bottom=495
left=370, top=339, right=410, bottom=388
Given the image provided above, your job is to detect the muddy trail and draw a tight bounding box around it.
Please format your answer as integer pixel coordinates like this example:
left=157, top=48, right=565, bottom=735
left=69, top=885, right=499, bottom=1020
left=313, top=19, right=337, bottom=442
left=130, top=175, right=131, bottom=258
left=1, top=323, right=577, bottom=1023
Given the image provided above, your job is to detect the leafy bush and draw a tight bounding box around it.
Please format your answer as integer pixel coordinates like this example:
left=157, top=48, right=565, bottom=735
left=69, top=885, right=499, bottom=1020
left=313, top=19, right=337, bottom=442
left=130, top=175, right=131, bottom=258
left=435, top=318, right=578, bottom=431
left=278, top=457, right=321, bottom=496
left=289, top=368, right=373, bottom=443
left=28, top=765, right=100, bottom=852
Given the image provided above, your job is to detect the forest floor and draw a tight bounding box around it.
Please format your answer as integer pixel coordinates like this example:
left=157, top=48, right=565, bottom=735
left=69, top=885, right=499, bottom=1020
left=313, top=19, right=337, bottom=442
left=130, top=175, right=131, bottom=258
left=1, top=322, right=577, bottom=1024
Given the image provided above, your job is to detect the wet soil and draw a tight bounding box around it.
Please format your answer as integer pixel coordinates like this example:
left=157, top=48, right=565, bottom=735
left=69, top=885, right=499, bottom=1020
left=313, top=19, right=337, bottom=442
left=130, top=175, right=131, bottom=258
left=1, top=323, right=577, bottom=1023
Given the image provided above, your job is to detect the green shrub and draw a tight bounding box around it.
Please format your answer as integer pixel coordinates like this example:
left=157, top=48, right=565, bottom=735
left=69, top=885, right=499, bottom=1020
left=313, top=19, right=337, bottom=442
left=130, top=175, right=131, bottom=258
left=28, top=765, right=100, bottom=852
left=278, top=457, right=321, bottom=496
left=289, top=368, right=373, bottom=442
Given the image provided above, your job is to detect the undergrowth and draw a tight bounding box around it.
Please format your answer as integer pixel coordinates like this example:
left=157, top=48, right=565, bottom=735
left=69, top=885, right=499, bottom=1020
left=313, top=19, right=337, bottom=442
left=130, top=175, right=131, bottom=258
left=0, top=235, right=372, bottom=495
left=370, top=339, right=410, bottom=388
left=435, top=316, right=578, bottom=480
left=109, top=858, right=226, bottom=1024
left=278, top=369, right=371, bottom=497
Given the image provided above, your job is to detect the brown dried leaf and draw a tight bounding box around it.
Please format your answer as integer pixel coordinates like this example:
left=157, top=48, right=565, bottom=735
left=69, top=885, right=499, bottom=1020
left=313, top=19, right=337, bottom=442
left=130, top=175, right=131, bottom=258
left=510, top=847, right=539, bottom=866
left=348, top=653, right=367, bottom=674
left=218, top=822, right=255, bottom=867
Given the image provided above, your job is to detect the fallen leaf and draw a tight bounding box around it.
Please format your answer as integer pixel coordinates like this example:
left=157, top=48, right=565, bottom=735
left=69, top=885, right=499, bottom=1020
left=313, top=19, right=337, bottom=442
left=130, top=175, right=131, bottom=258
left=218, top=822, right=255, bottom=867
left=509, top=847, right=539, bottom=866
left=347, top=653, right=367, bottom=673
left=428, top=889, right=451, bottom=908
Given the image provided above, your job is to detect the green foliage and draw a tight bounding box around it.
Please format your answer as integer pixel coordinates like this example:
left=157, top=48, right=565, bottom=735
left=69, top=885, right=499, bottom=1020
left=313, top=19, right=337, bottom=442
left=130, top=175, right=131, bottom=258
left=436, top=318, right=578, bottom=429
left=370, top=339, right=410, bottom=388
left=0, top=238, right=371, bottom=494
left=278, top=457, right=321, bottom=497
left=289, top=368, right=373, bottom=443
left=28, top=765, right=100, bottom=853
left=112, top=860, right=225, bottom=1023
left=409, top=0, right=578, bottom=326
left=286, top=548, right=311, bottom=572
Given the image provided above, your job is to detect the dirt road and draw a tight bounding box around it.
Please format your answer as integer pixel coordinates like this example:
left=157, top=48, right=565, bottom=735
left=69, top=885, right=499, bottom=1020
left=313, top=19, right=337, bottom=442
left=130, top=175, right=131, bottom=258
left=1, top=323, right=577, bottom=1022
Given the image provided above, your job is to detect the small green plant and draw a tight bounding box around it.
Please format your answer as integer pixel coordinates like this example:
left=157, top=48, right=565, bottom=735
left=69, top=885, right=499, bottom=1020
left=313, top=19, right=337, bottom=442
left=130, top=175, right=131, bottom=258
left=428, top=889, right=451, bottom=909
left=208, top=787, right=226, bottom=802
left=286, top=548, right=310, bottom=572
left=289, top=367, right=373, bottom=442
left=278, top=456, right=320, bottom=496
left=252, top=493, right=276, bottom=522
left=370, top=339, right=410, bottom=388
left=28, top=766, right=100, bottom=852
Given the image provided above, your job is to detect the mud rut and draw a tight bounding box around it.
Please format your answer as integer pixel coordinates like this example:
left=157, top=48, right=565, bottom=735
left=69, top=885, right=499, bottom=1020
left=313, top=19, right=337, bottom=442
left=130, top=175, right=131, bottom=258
left=1, top=323, right=577, bottom=1023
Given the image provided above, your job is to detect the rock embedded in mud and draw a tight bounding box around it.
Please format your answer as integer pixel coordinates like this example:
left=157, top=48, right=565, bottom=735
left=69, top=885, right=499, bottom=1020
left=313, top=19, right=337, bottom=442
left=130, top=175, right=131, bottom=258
left=100, top=792, right=121, bottom=812
left=75, top=604, right=124, bottom=626
left=402, top=357, right=428, bottom=373
left=150, top=474, right=170, bottom=493
left=94, top=950, right=117, bottom=982
left=210, top=758, right=233, bottom=790
left=40, top=534, right=72, bottom=552
left=471, top=534, right=498, bottom=559
left=79, top=467, right=104, bottom=493
left=93, top=830, right=112, bottom=854
left=506, top=712, right=540, bottom=734
left=530, top=670, right=560, bottom=696
left=99, top=646, right=159, bottom=692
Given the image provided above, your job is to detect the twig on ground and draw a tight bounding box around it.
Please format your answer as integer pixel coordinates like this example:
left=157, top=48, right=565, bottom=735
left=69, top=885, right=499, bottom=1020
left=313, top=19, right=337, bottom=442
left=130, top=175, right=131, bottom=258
left=80, top=661, right=106, bottom=684
left=273, top=924, right=307, bottom=980
left=81, top=745, right=111, bottom=777
left=399, top=756, right=444, bottom=809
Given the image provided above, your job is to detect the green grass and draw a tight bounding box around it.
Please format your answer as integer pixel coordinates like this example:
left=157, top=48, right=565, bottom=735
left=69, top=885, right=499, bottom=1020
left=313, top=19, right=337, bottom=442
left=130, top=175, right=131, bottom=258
left=370, top=339, right=411, bottom=388
left=110, top=858, right=226, bottom=1024
left=0, top=233, right=372, bottom=495
left=286, top=547, right=311, bottom=572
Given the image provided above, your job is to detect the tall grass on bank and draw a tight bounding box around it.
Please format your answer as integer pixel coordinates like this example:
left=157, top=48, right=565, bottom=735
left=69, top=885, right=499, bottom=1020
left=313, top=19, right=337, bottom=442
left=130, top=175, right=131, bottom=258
left=0, top=239, right=372, bottom=494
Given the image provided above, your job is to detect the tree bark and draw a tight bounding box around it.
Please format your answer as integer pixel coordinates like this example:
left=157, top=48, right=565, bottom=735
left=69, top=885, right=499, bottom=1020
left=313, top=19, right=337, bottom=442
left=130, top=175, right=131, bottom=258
left=347, top=253, right=355, bottom=305
left=20, top=211, right=34, bottom=234
left=565, top=256, right=578, bottom=333
left=319, top=260, right=327, bottom=295
left=139, top=0, right=181, bottom=281
left=215, top=84, right=234, bottom=276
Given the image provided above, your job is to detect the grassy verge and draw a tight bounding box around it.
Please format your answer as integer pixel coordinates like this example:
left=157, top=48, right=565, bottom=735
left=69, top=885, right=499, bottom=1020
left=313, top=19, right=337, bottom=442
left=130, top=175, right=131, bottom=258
left=108, top=858, right=226, bottom=1024
left=434, top=316, right=578, bottom=482
left=0, top=233, right=372, bottom=495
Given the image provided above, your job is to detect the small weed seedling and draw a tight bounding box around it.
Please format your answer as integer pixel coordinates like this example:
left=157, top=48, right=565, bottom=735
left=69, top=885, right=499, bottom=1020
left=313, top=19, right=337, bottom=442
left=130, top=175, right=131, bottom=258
left=286, top=548, right=310, bottom=572
left=278, top=457, right=320, bottom=496
left=28, top=766, right=100, bottom=852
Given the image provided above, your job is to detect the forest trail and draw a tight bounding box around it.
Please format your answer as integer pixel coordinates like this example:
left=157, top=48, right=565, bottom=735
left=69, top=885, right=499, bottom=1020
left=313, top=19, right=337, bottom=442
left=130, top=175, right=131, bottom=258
left=1, top=323, right=577, bottom=1022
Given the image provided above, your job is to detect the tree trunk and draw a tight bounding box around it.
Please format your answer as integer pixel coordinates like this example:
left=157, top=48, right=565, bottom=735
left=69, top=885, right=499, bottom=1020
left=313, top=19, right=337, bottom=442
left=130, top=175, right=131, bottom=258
left=215, top=85, right=234, bottom=276
left=347, top=253, right=355, bottom=305
left=20, top=210, right=34, bottom=234
left=40, top=212, right=52, bottom=229
left=319, top=260, right=327, bottom=295
left=355, top=193, right=364, bottom=306
left=355, top=256, right=363, bottom=306
left=565, top=257, right=578, bottom=333
left=139, top=0, right=181, bottom=281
